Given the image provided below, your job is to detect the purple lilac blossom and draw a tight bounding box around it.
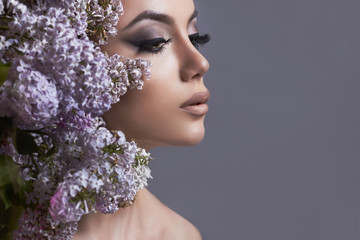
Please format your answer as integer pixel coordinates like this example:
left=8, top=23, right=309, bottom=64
left=14, top=207, right=78, bottom=240
left=0, top=0, right=153, bottom=239
left=0, top=59, right=59, bottom=129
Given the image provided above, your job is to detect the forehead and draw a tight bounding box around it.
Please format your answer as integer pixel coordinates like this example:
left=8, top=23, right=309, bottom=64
left=119, top=0, right=196, bottom=28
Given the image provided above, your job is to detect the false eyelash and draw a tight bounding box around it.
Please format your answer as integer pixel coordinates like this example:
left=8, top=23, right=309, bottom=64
left=189, top=33, right=211, bottom=49
left=132, top=38, right=172, bottom=54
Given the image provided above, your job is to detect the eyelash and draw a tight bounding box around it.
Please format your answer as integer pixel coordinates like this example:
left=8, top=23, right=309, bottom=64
left=189, top=33, right=211, bottom=50
left=133, top=33, right=211, bottom=54
left=133, top=38, right=172, bottom=54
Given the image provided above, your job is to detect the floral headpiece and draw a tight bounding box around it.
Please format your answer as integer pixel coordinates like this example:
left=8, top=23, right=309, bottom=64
left=0, top=0, right=153, bottom=239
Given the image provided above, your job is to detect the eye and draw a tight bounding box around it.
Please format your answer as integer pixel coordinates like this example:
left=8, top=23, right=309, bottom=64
left=131, top=38, right=172, bottom=54
left=189, top=33, right=211, bottom=49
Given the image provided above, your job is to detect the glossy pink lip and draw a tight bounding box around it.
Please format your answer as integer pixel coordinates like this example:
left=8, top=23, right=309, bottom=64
left=179, top=91, right=210, bottom=116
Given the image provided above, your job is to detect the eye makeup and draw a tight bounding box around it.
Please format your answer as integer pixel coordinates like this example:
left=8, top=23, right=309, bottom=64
left=130, top=37, right=173, bottom=54
left=124, top=28, right=172, bottom=54
left=125, top=29, right=211, bottom=55
left=189, top=33, right=211, bottom=49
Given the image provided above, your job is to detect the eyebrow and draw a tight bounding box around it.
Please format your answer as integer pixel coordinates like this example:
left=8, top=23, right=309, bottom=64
left=122, top=9, right=198, bottom=31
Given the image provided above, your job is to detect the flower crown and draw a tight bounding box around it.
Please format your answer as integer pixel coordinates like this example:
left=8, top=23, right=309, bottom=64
left=0, top=0, right=153, bottom=239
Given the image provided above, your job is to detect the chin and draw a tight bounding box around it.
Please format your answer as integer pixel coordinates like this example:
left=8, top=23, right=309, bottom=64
left=128, top=119, right=207, bottom=149
left=176, top=125, right=205, bottom=146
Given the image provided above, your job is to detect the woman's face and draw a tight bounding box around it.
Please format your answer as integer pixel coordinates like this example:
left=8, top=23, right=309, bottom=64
left=102, top=0, right=210, bottom=150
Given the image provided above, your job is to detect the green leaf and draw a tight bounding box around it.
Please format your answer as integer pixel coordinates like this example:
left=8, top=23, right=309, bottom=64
left=0, top=117, right=13, bottom=137
left=0, top=185, right=16, bottom=209
left=0, top=156, right=19, bottom=187
left=0, top=160, right=12, bottom=187
left=13, top=128, right=38, bottom=155
left=0, top=204, right=24, bottom=240
left=0, top=157, right=25, bottom=240
left=0, top=156, right=24, bottom=208
left=0, top=62, right=11, bottom=87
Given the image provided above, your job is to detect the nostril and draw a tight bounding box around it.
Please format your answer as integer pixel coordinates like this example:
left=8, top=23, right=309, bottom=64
left=192, top=73, right=202, bottom=80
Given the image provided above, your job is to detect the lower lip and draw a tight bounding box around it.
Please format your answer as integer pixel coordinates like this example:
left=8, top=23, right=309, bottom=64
left=179, top=103, right=209, bottom=116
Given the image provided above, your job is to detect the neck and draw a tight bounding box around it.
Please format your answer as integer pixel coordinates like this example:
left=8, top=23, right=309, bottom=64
left=74, top=188, right=159, bottom=239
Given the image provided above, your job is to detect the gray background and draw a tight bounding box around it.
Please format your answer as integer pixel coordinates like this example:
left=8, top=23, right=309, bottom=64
left=148, top=0, right=360, bottom=239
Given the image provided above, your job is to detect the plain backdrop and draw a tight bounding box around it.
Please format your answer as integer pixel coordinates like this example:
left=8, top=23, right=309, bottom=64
left=148, top=0, right=360, bottom=239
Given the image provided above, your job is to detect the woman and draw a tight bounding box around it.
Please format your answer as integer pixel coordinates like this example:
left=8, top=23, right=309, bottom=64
left=0, top=0, right=210, bottom=238
left=73, top=0, right=210, bottom=239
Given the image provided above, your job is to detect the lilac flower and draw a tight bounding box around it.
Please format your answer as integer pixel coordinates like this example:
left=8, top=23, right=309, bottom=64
left=0, top=36, right=5, bottom=59
left=107, top=55, right=152, bottom=103
left=78, top=126, right=114, bottom=159
left=49, top=183, right=84, bottom=224
left=86, top=0, right=124, bottom=44
left=0, top=59, right=59, bottom=129
left=89, top=174, right=104, bottom=193
left=49, top=186, right=72, bottom=220
left=14, top=207, right=78, bottom=240
left=0, top=1, right=153, bottom=239
left=0, top=1, right=4, bottom=14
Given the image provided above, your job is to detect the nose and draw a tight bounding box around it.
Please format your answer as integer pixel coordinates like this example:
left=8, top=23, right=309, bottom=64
left=179, top=40, right=210, bottom=82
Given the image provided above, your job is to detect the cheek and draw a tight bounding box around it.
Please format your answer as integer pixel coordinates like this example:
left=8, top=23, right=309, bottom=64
left=132, top=78, right=180, bottom=135
left=104, top=48, right=205, bottom=146
left=134, top=82, right=205, bottom=146
left=135, top=52, right=180, bottom=117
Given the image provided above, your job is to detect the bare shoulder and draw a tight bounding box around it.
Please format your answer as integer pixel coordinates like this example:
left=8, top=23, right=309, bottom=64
left=162, top=219, right=202, bottom=240
left=132, top=189, right=202, bottom=240
left=73, top=189, right=202, bottom=240
left=156, top=201, right=202, bottom=240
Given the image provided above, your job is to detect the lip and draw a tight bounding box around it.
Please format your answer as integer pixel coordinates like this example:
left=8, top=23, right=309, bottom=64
left=179, top=91, right=210, bottom=116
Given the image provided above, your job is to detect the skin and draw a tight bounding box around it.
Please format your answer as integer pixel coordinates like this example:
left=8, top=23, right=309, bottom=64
left=73, top=0, right=209, bottom=239
left=102, top=0, right=210, bottom=150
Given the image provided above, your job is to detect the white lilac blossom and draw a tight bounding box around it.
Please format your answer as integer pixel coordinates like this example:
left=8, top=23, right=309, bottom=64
left=85, top=0, right=124, bottom=44
left=107, top=54, right=152, bottom=103
left=0, top=1, right=152, bottom=239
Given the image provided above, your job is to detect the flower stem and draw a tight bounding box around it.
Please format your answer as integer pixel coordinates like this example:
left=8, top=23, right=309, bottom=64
left=30, top=155, right=39, bottom=172
left=0, top=16, right=14, bottom=21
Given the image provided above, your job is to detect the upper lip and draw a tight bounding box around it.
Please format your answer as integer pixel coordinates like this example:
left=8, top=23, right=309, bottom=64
left=180, top=91, right=210, bottom=108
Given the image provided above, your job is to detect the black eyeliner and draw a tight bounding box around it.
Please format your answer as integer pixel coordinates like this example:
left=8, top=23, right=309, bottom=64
left=131, top=38, right=169, bottom=47
left=127, top=37, right=172, bottom=54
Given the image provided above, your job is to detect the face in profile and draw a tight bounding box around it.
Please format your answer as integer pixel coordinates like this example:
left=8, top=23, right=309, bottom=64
left=102, top=0, right=210, bottom=150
